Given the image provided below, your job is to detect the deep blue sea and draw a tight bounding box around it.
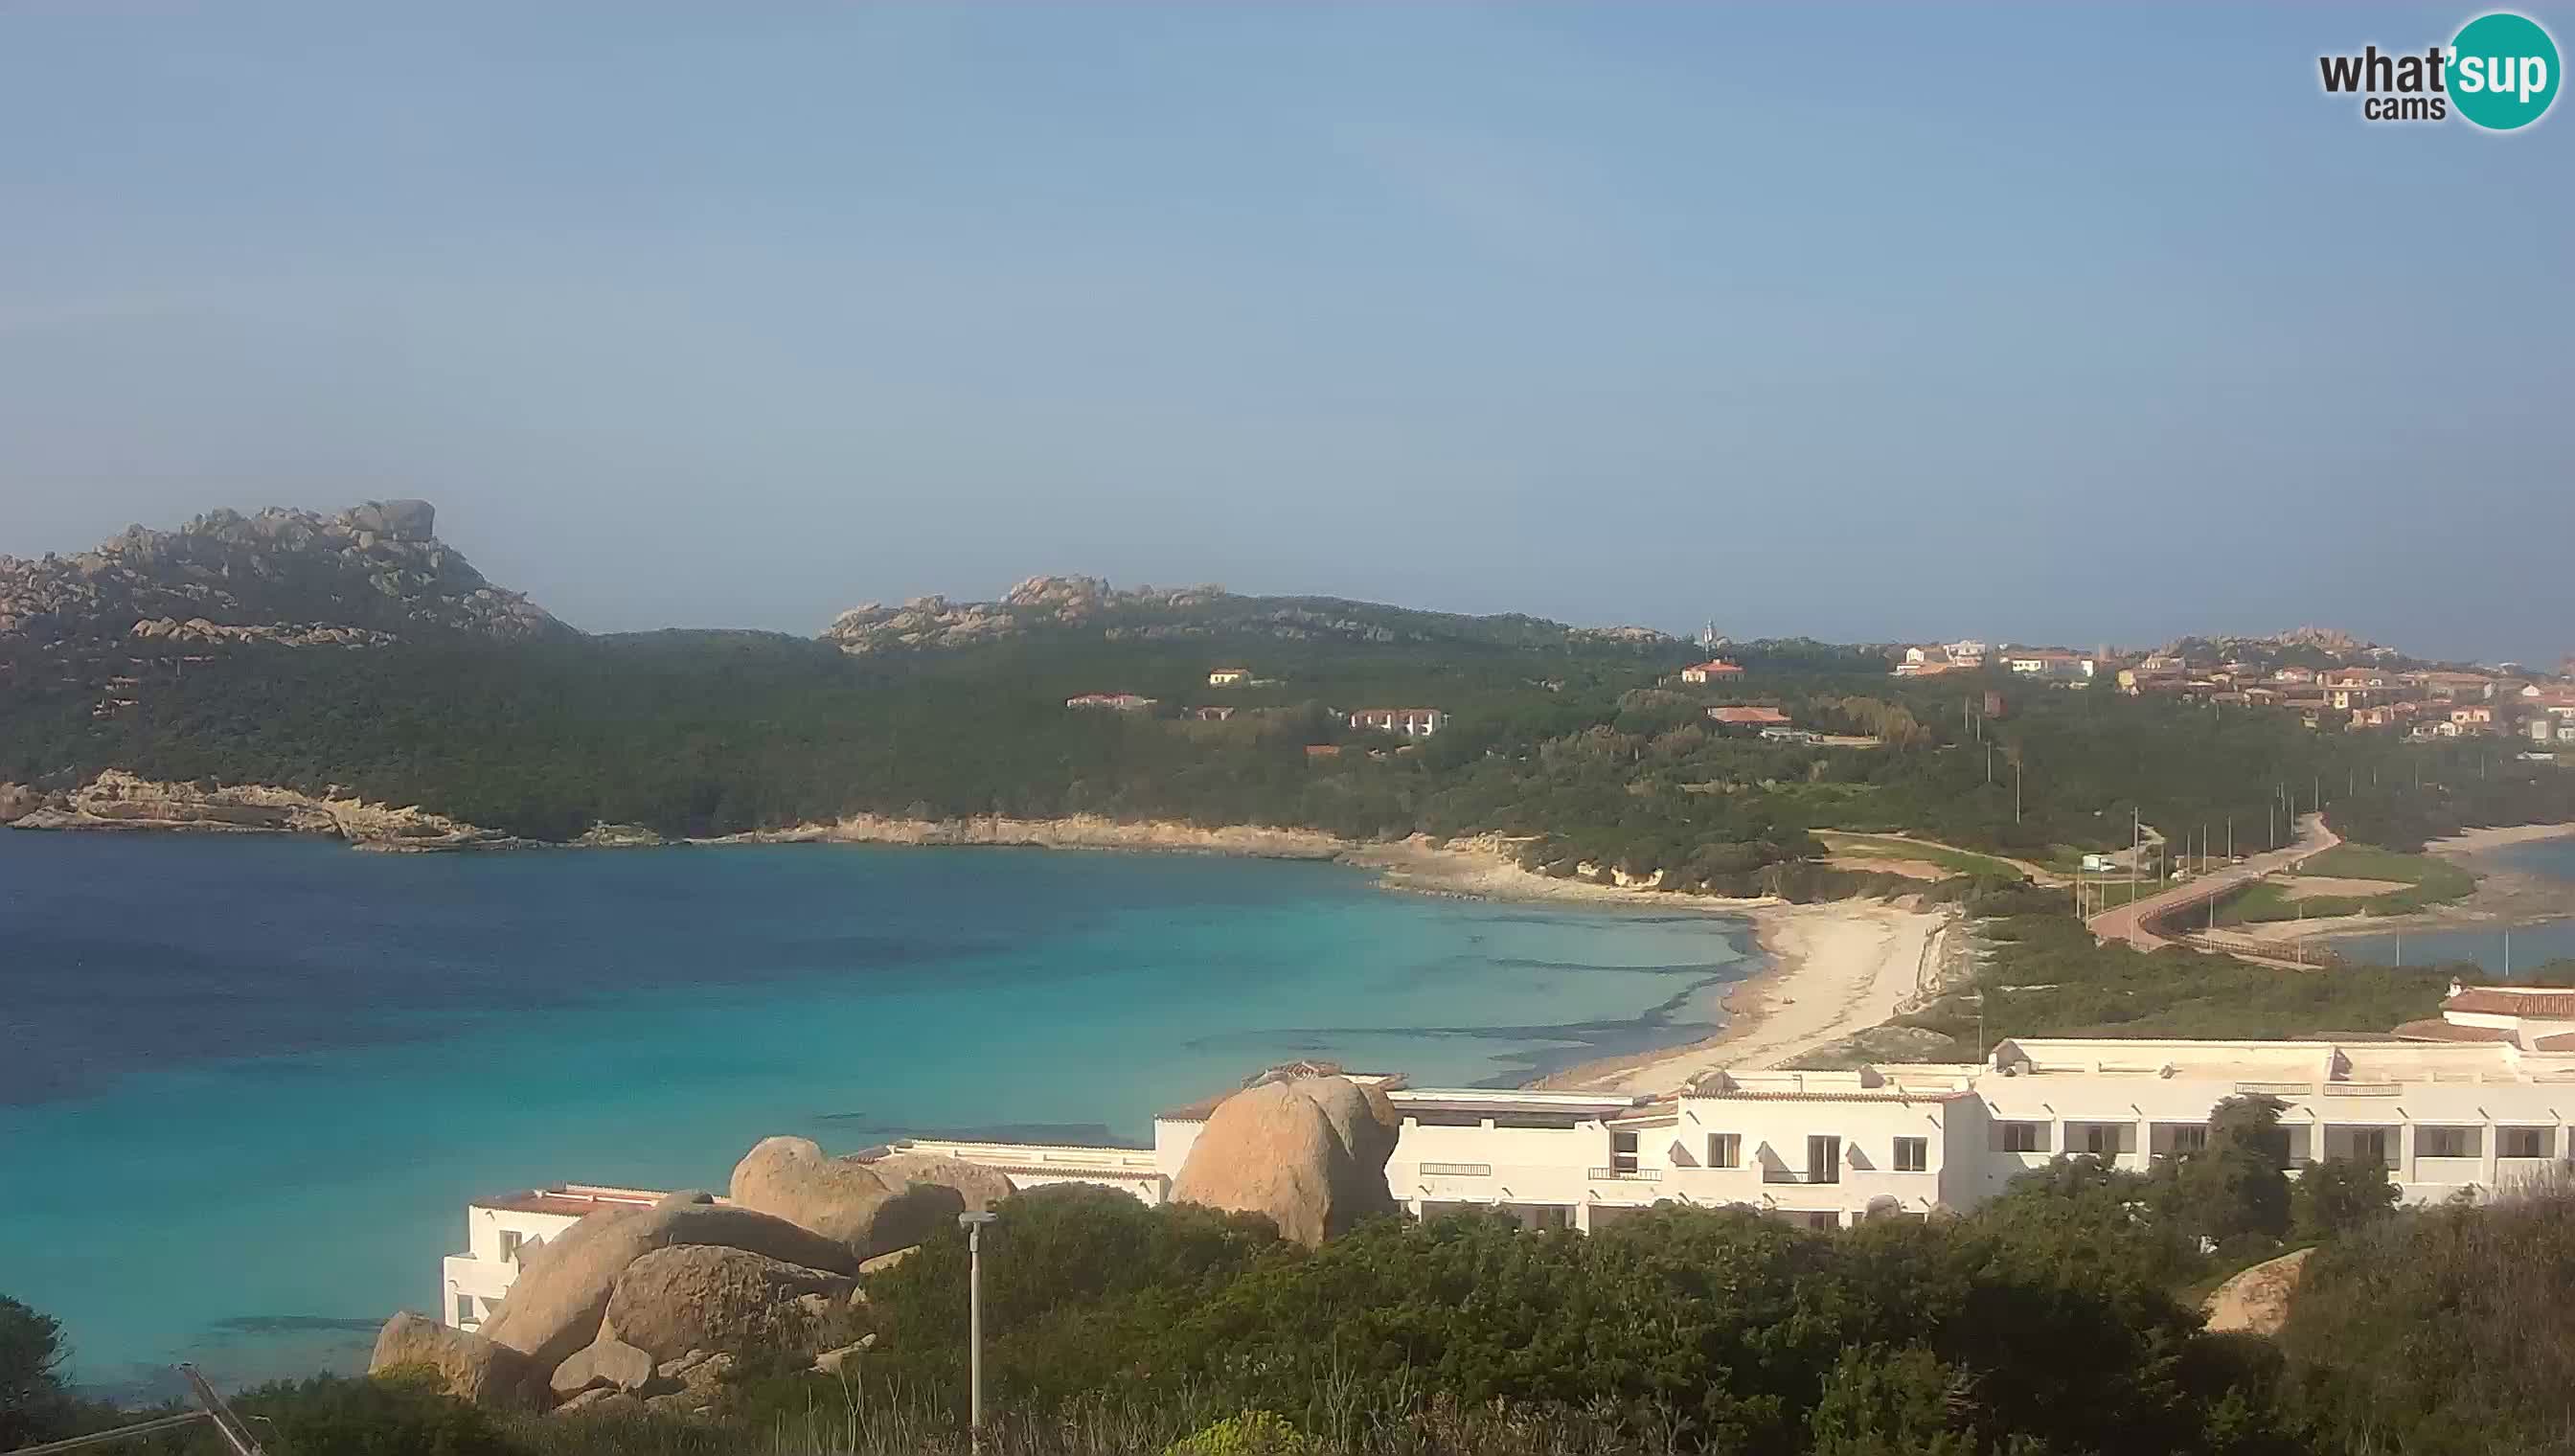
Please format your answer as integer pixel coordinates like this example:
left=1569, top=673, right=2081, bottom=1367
left=2336, top=837, right=2575, bottom=972
left=0, top=834, right=1754, bottom=1395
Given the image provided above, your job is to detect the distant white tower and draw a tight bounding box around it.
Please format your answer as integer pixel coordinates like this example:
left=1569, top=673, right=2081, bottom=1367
left=1698, top=621, right=1726, bottom=650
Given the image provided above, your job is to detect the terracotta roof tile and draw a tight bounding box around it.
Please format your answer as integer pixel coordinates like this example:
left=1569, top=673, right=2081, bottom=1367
left=2446, top=990, right=2575, bottom=1016
left=2392, top=1018, right=2513, bottom=1043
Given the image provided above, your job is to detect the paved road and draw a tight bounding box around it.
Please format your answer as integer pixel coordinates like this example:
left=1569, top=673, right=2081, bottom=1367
left=2085, top=813, right=2340, bottom=951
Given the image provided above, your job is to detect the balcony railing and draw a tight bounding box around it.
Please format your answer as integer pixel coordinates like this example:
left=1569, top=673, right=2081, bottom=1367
left=1586, top=1167, right=1662, bottom=1182
left=1761, top=1170, right=1843, bottom=1185
left=1418, top=1161, right=1493, bottom=1177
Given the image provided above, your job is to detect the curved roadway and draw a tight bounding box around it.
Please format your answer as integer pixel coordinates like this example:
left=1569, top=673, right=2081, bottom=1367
left=2084, top=813, right=2340, bottom=951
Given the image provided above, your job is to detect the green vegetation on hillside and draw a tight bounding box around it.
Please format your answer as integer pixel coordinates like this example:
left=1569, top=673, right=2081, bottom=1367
left=6, top=619, right=2570, bottom=897
left=1894, top=889, right=2462, bottom=1053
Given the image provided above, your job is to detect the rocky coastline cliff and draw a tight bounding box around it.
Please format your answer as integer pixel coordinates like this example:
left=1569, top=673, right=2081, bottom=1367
left=0, top=770, right=518, bottom=850
left=0, top=774, right=1350, bottom=859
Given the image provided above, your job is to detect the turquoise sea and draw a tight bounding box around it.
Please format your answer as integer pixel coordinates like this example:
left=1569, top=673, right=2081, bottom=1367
left=2336, top=837, right=2575, bottom=973
left=0, top=834, right=1755, bottom=1396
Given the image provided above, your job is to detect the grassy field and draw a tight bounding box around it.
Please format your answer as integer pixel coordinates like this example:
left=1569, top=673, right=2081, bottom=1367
left=2214, top=844, right=2479, bottom=925
left=1818, top=831, right=2023, bottom=880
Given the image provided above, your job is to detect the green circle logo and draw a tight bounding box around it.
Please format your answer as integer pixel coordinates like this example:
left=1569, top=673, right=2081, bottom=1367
left=2450, top=12, right=2560, bottom=129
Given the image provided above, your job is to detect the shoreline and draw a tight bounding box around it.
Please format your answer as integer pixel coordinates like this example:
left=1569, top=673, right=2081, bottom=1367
left=8, top=785, right=1948, bottom=1089
left=2222, top=821, right=2575, bottom=947
left=1530, top=899, right=1952, bottom=1095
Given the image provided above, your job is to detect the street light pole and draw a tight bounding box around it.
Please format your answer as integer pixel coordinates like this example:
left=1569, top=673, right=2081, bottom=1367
left=959, top=1211, right=997, bottom=1451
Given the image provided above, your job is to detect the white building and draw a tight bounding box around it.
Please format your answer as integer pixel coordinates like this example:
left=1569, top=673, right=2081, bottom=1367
left=930, top=1039, right=2575, bottom=1230
left=444, top=1028, right=2575, bottom=1323
left=442, top=1184, right=668, bottom=1331
left=1348, top=708, right=1447, bottom=738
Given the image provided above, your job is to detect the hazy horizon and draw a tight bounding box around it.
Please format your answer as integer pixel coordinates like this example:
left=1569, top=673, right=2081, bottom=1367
left=3, top=5, right=2568, bottom=662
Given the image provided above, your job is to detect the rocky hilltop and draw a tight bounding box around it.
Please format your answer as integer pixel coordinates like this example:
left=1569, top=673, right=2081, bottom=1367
left=0, top=499, right=569, bottom=650
left=821, top=573, right=1670, bottom=654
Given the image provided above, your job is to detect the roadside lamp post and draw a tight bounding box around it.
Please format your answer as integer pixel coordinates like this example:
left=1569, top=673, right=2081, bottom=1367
left=959, top=1211, right=997, bottom=1452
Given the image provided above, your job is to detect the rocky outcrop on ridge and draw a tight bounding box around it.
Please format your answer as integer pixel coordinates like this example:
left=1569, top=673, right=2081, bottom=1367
left=820, top=574, right=1673, bottom=655
left=1, top=770, right=511, bottom=849
left=0, top=499, right=569, bottom=651
left=1171, top=1073, right=1401, bottom=1247
left=821, top=575, right=1224, bottom=653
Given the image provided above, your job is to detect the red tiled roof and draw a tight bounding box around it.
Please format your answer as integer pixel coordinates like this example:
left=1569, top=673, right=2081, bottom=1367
left=2534, top=1032, right=2575, bottom=1053
left=2391, top=1018, right=2513, bottom=1043
left=2446, top=989, right=2575, bottom=1016
left=1708, top=706, right=1792, bottom=725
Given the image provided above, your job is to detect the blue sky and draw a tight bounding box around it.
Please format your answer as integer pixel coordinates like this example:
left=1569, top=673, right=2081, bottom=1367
left=1, top=5, right=2567, bottom=661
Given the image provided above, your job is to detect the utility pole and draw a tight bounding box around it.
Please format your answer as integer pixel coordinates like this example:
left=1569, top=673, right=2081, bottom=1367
left=2129, top=808, right=2140, bottom=947
left=960, top=1211, right=997, bottom=1451
left=2015, top=758, right=2022, bottom=824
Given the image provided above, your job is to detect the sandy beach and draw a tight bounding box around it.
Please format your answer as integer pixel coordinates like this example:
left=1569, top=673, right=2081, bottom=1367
left=1345, top=834, right=1952, bottom=1094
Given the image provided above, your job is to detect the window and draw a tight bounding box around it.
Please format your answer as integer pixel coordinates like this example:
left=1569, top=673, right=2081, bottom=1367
left=1808, top=1135, right=1841, bottom=1184
left=2419, top=1126, right=2480, bottom=1159
left=1707, top=1133, right=1741, bottom=1169
left=1804, top=1211, right=1840, bottom=1232
left=2168, top=1126, right=2208, bottom=1155
left=2000, top=1122, right=2043, bottom=1153
left=2082, top=1124, right=2127, bottom=1156
left=497, top=1230, right=524, bottom=1262
left=1894, top=1136, right=1927, bottom=1172
left=455, top=1293, right=475, bottom=1326
left=2501, top=1127, right=2549, bottom=1159
left=1611, top=1129, right=1640, bottom=1172
left=2349, top=1128, right=2389, bottom=1166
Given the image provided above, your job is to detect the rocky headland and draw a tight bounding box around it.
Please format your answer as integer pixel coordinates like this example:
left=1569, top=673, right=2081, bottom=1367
left=0, top=498, right=568, bottom=651
left=0, top=769, right=516, bottom=850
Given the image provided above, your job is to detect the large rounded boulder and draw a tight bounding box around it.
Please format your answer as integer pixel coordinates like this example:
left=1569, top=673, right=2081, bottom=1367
left=477, top=1201, right=856, bottom=1373
left=603, top=1244, right=856, bottom=1362
left=866, top=1150, right=1016, bottom=1213
left=1171, top=1075, right=1399, bottom=1246
left=730, top=1136, right=967, bottom=1258
left=368, top=1310, right=545, bottom=1411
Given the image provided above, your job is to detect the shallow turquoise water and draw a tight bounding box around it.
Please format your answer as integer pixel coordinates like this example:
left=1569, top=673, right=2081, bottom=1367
left=2335, top=837, right=2575, bottom=972
left=0, top=834, right=1752, bottom=1395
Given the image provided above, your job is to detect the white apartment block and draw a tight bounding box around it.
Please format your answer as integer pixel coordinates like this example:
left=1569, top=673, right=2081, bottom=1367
left=442, top=1184, right=667, bottom=1332
left=1348, top=708, right=1447, bottom=738
left=444, top=997, right=2575, bottom=1327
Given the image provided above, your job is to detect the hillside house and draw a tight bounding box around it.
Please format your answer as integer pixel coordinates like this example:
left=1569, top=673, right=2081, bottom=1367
left=2003, top=650, right=2096, bottom=680
left=1895, top=646, right=1953, bottom=677
left=1067, top=693, right=1157, bottom=712
left=1680, top=659, right=1744, bottom=684
left=1707, top=705, right=1792, bottom=727
left=1206, top=668, right=1249, bottom=687
left=1350, top=708, right=1447, bottom=739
